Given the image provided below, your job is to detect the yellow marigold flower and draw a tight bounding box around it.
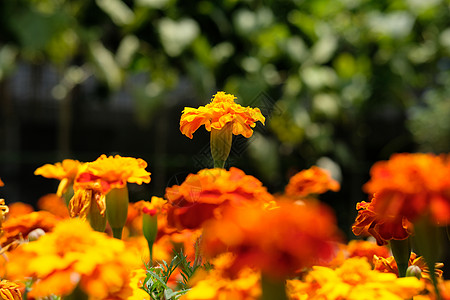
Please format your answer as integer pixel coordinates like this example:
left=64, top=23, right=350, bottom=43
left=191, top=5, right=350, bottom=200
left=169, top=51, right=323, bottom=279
left=78, top=154, right=151, bottom=193
left=34, top=159, right=83, bottom=197
left=127, top=268, right=150, bottom=300
left=182, top=253, right=261, bottom=300
left=287, top=257, right=423, bottom=300
left=0, top=280, right=22, bottom=300
left=180, top=91, right=265, bottom=139
left=7, top=218, right=141, bottom=299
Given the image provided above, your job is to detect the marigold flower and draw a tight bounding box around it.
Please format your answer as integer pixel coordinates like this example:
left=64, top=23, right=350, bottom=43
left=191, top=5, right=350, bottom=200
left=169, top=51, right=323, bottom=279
left=6, top=202, right=34, bottom=219
left=68, top=180, right=106, bottom=221
left=7, top=218, right=141, bottom=299
left=373, top=252, right=444, bottom=280
left=352, top=195, right=413, bottom=246
left=37, top=193, right=69, bottom=218
left=180, top=91, right=265, bottom=139
left=0, top=211, right=61, bottom=249
left=0, top=279, right=22, bottom=300
left=285, top=166, right=340, bottom=198
left=165, top=167, right=274, bottom=230
left=128, top=268, right=150, bottom=300
left=347, top=240, right=391, bottom=263
left=34, top=159, right=83, bottom=197
left=182, top=253, right=261, bottom=300
left=286, top=257, right=423, bottom=300
left=201, top=201, right=340, bottom=279
left=77, top=154, right=151, bottom=193
left=363, top=153, right=450, bottom=225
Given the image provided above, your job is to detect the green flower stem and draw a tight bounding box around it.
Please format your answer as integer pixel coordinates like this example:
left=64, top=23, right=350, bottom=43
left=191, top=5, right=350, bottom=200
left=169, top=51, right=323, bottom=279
left=261, top=273, right=288, bottom=300
left=62, top=182, right=74, bottom=207
left=210, top=123, right=233, bottom=169
left=142, top=213, right=158, bottom=265
left=106, top=186, right=129, bottom=239
left=390, top=238, right=411, bottom=277
left=413, top=217, right=444, bottom=300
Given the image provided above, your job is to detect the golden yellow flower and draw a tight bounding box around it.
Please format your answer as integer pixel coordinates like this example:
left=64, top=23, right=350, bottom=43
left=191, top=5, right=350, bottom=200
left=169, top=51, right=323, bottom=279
left=182, top=253, right=261, bottom=300
left=7, top=218, right=141, bottom=299
left=287, top=257, right=423, bottom=300
left=180, top=91, right=265, bottom=139
left=77, top=154, right=151, bottom=193
left=0, top=280, right=22, bottom=300
left=127, top=268, right=150, bottom=300
left=34, top=159, right=83, bottom=197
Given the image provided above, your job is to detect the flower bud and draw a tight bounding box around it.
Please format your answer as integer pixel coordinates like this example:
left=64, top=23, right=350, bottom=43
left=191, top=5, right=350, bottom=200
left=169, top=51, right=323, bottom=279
left=27, top=228, right=46, bottom=241
left=406, top=265, right=422, bottom=280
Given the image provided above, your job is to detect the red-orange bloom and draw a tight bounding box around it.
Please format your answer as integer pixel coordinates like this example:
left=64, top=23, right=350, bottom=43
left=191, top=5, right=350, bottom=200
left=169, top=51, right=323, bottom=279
left=165, top=167, right=274, bottom=230
left=201, top=201, right=341, bottom=279
left=285, top=166, right=340, bottom=198
left=352, top=195, right=413, bottom=246
left=76, top=154, right=151, bottom=193
left=364, top=153, right=450, bottom=225
left=180, top=91, right=265, bottom=139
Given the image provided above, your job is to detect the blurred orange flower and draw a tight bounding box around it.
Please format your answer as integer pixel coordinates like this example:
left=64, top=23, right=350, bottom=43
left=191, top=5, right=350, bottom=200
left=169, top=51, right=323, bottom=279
left=287, top=257, right=423, bottom=300
left=37, top=193, right=69, bottom=218
left=363, top=153, right=450, bottom=225
left=0, top=178, right=4, bottom=187
left=165, top=167, right=274, bottom=230
left=352, top=195, right=413, bottom=246
left=285, top=166, right=340, bottom=198
left=347, top=240, right=390, bottom=263
left=6, top=202, right=34, bottom=219
left=180, top=91, right=265, bottom=139
left=34, top=159, right=83, bottom=197
left=1, top=211, right=61, bottom=249
left=76, top=154, right=151, bottom=193
left=7, top=218, right=140, bottom=299
left=0, top=279, right=22, bottom=300
left=201, top=201, right=340, bottom=279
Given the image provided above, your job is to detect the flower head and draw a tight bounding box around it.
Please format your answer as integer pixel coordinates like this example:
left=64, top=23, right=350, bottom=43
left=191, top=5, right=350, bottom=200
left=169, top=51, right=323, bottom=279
left=37, top=193, right=69, bottom=218
left=287, top=257, right=423, bottom=300
left=180, top=91, right=265, bottom=139
left=7, top=218, right=140, bottom=299
left=77, top=154, right=151, bottom=193
left=201, top=201, right=341, bottom=279
left=34, top=159, right=83, bottom=197
left=165, top=167, right=274, bottom=230
left=285, top=166, right=340, bottom=198
left=0, top=280, right=22, bottom=300
left=352, top=195, right=413, bottom=246
left=68, top=180, right=106, bottom=220
left=363, top=153, right=450, bottom=225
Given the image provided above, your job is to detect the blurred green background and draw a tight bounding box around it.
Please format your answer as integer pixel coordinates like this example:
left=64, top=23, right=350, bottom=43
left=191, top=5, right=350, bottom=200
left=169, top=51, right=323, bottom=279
left=0, top=0, right=449, bottom=260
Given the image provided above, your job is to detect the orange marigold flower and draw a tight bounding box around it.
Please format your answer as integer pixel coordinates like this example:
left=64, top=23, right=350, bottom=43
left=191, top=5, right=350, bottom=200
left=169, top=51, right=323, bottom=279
left=363, top=153, right=450, bottom=225
left=180, top=91, right=265, bottom=139
left=6, top=202, right=34, bottom=219
left=201, top=201, right=341, bottom=279
left=347, top=240, right=391, bottom=263
left=1, top=211, right=61, bottom=249
left=285, top=166, right=340, bottom=198
left=77, top=154, right=151, bottom=193
left=373, top=252, right=444, bottom=280
left=0, top=178, right=4, bottom=187
left=7, top=218, right=141, bottom=299
left=0, top=279, right=22, bottom=300
left=286, top=257, right=423, bottom=300
left=68, top=180, right=106, bottom=220
left=37, top=193, right=69, bottom=218
left=34, top=159, right=83, bottom=197
left=352, top=195, right=413, bottom=246
left=165, top=167, right=274, bottom=230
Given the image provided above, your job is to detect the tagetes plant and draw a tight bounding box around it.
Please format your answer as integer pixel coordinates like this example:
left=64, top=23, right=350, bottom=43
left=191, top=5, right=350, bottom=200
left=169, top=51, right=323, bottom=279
left=6, top=218, right=141, bottom=299
left=165, top=167, right=274, bottom=230
left=285, top=166, right=340, bottom=198
left=286, top=257, right=423, bottom=300
left=180, top=91, right=265, bottom=168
